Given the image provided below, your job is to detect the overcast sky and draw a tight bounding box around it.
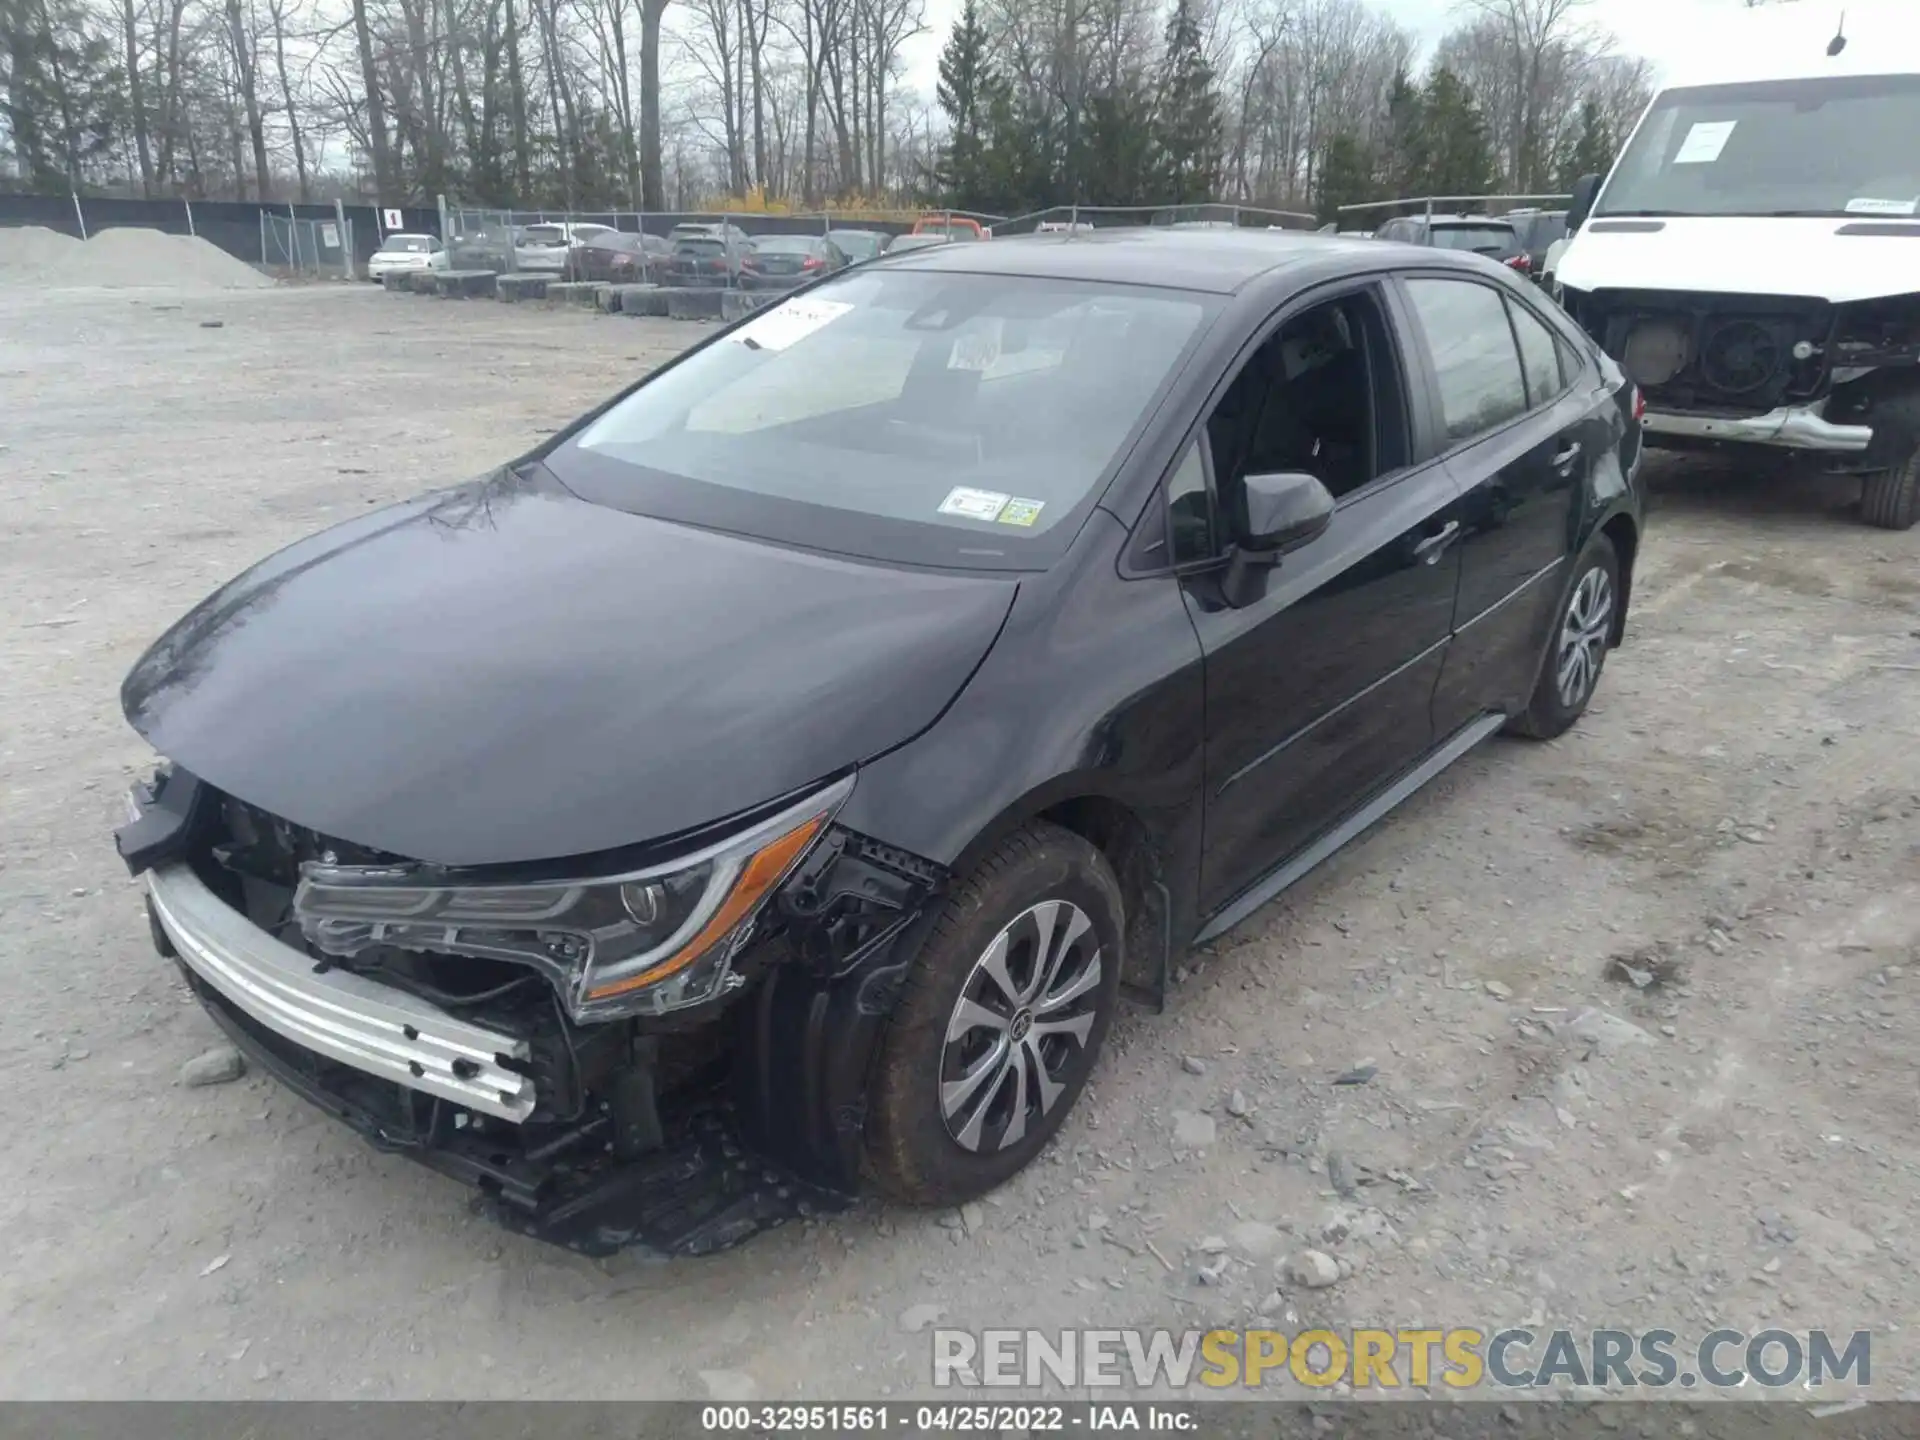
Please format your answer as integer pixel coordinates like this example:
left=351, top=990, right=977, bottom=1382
left=896, top=0, right=1783, bottom=100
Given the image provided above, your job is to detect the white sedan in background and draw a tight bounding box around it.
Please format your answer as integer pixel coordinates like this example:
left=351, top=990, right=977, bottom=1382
left=367, top=233, right=445, bottom=281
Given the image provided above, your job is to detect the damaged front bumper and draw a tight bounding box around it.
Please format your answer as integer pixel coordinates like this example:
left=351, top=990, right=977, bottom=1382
left=124, top=767, right=946, bottom=1256
left=1643, top=402, right=1874, bottom=453
left=147, top=861, right=536, bottom=1121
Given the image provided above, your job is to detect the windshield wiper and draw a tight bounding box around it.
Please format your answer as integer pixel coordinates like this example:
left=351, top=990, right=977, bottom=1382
left=1593, top=209, right=1702, bottom=219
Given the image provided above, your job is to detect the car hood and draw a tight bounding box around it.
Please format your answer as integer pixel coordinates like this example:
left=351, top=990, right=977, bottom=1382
left=122, top=466, right=1017, bottom=866
left=1557, top=217, right=1920, bottom=303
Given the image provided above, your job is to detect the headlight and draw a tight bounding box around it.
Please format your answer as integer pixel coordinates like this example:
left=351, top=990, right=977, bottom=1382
left=292, top=775, right=852, bottom=1020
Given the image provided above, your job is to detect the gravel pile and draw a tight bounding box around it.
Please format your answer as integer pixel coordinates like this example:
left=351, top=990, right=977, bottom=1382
left=0, top=225, right=84, bottom=282
left=0, top=225, right=273, bottom=290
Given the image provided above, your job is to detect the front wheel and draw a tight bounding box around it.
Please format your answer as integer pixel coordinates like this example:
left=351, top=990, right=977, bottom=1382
left=1509, top=534, right=1619, bottom=740
left=864, top=823, right=1123, bottom=1205
left=1861, top=445, right=1920, bottom=531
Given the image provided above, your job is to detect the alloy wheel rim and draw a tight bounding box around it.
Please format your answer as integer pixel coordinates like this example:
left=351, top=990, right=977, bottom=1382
left=1556, top=566, right=1614, bottom=710
left=939, top=899, right=1104, bottom=1153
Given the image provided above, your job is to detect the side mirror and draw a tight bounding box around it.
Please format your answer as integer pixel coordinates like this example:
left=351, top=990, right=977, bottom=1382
left=1567, top=173, right=1602, bottom=234
left=1222, top=471, right=1336, bottom=607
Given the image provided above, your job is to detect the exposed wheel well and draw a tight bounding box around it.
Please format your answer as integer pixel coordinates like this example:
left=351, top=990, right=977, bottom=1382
left=1600, top=512, right=1637, bottom=646
left=1037, top=796, right=1169, bottom=1001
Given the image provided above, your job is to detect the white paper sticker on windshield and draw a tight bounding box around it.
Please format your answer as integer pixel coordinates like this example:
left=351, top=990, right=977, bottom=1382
left=937, top=486, right=1010, bottom=522
left=1845, top=196, right=1919, bottom=216
left=728, top=297, right=853, bottom=352
left=1673, top=120, right=1736, bottom=165
left=948, top=320, right=1004, bottom=372
left=997, top=498, right=1045, bottom=527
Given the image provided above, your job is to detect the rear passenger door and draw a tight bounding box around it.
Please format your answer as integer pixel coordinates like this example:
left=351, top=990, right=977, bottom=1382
left=1396, top=275, right=1595, bottom=734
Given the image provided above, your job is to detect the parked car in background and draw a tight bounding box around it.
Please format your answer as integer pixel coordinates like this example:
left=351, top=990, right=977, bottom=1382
left=882, top=233, right=952, bottom=254
left=566, top=230, right=671, bottom=284
left=667, top=221, right=750, bottom=249
left=1035, top=221, right=1095, bottom=235
left=118, top=228, right=1642, bottom=1256
left=825, top=229, right=889, bottom=262
left=1374, top=214, right=1533, bottom=276
left=910, top=215, right=988, bottom=241
left=1505, top=210, right=1569, bottom=285
left=741, top=234, right=848, bottom=288
left=444, top=226, right=517, bottom=272
left=366, top=233, right=443, bottom=282
left=515, top=222, right=616, bottom=273
left=662, top=222, right=751, bottom=286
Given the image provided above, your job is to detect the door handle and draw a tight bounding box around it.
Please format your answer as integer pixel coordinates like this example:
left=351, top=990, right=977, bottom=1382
left=1552, top=441, right=1584, bottom=469
left=1412, top=520, right=1461, bottom=564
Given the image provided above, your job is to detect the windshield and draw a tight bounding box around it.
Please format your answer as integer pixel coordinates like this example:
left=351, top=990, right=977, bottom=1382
left=1430, top=224, right=1517, bottom=253
left=751, top=236, right=814, bottom=254
left=521, top=225, right=568, bottom=245
left=562, top=269, right=1211, bottom=569
left=380, top=236, right=432, bottom=253
left=676, top=238, right=728, bottom=255
left=1598, top=73, right=1920, bottom=218
left=829, top=232, right=884, bottom=258
left=1510, top=214, right=1566, bottom=249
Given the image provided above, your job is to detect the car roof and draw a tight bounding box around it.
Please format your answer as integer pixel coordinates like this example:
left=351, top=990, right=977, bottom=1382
left=873, top=226, right=1415, bottom=295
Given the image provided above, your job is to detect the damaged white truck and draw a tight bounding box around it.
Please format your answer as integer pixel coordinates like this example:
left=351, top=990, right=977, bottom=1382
left=1552, top=0, right=1920, bottom=529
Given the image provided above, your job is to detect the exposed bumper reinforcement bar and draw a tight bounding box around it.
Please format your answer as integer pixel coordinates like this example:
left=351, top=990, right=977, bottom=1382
left=1644, top=405, right=1874, bottom=453
left=147, top=862, right=536, bottom=1122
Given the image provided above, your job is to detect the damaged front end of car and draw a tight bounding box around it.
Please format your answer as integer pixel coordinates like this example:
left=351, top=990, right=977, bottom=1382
left=119, top=762, right=946, bottom=1257
left=1559, top=285, right=1920, bottom=468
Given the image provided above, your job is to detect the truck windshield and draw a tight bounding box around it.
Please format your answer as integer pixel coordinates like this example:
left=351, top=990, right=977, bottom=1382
left=1597, top=73, right=1920, bottom=219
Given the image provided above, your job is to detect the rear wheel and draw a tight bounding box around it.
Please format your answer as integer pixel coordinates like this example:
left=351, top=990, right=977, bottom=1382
left=864, top=824, right=1123, bottom=1205
left=1509, top=534, right=1619, bottom=740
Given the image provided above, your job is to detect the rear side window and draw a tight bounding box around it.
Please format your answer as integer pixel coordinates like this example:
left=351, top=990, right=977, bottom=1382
left=1507, top=298, right=1566, bottom=407
left=1404, top=278, right=1528, bottom=443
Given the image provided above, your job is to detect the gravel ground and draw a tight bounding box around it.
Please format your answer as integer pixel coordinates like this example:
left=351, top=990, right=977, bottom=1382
left=1, top=283, right=1915, bottom=1403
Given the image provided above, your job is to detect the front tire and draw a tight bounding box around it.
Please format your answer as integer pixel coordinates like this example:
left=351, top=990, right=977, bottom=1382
left=1861, top=444, right=1920, bottom=531
left=864, top=823, right=1123, bottom=1206
left=1509, top=534, right=1619, bottom=740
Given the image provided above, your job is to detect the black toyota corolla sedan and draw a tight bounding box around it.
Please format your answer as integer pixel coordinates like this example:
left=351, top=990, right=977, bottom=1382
left=116, top=230, right=1644, bottom=1255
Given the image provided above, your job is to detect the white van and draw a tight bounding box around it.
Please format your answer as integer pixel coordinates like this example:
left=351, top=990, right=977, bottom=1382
left=1552, top=0, right=1920, bottom=529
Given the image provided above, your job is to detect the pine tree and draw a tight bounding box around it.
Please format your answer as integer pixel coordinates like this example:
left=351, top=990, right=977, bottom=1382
left=1420, top=67, right=1496, bottom=202
left=932, top=0, right=997, bottom=209
left=0, top=0, right=124, bottom=192
left=1153, top=0, right=1222, bottom=204
left=1556, top=97, right=1616, bottom=189
left=1316, top=132, right=1377, bottom=226
left=1382, top=69, right=1430, bottom=200
left=1081, top=86, right=1157, bottom=206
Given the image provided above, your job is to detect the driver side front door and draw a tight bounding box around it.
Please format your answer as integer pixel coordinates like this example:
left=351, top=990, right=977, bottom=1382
left=1181, top=284, right=1467, bottom=920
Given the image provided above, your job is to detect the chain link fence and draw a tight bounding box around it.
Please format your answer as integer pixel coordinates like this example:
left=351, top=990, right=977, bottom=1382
left=991, top=202, right=1317, bottom=236
left=260, top=212, right=355, bottom=278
